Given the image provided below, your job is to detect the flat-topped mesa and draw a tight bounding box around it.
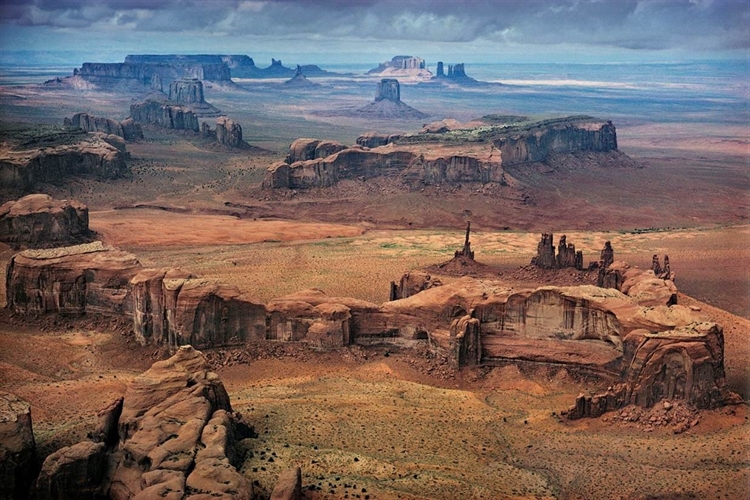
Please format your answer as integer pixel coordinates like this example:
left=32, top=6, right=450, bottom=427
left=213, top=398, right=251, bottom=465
left=75, top=61, right=231, bottom=86
left=64, top=112, right=143, bottom=141
left=367, top=56, right=433, bottom=79
left=531, top=233, right=583, bottom=270
left=494, top=117, right=617, bottom=166
left=265, top=137, right=501, bottom=189
left=0, top=194, right=90, bottom=248
left=0, top=126, right=129, bottom=190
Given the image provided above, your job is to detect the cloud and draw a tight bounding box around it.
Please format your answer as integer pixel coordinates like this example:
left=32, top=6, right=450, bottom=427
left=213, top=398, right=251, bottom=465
left=0, top=0, right=747, bottom=54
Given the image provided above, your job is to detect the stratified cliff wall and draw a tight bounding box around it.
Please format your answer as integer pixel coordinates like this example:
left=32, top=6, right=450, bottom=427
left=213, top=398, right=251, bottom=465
left=76, top=62, right=231, bottom=84
left=129, top=100, right=200, bottom=132
left=64, top=113, right=143, bottom=141
left=495, top=117, right=617, bottom=166
left=0, top=132, right=128, bottom=190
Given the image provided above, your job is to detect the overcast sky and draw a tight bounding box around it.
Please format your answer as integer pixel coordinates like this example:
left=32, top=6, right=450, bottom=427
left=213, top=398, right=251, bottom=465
left=0, top=0, right=748, bottom=65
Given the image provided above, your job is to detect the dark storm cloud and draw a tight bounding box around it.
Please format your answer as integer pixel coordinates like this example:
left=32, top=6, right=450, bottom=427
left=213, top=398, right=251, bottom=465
left=0, top=0, right=748, bottom=51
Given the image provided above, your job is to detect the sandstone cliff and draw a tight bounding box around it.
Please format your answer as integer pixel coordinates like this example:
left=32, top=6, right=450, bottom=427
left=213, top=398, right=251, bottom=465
left=130, top=100, right=200, bottom=132
left=64, top=112, right=143, bottom=141
left=0, top=194, right=90, bottom=248
left=75, top=61, right=231, bottom=86
left=0, top=392, right=36, bottom=500
left=494, top=116, right=617, bottom=166
left=367, top=56, right=433, bottom=80
left=0, top=126, right=129, bottom=190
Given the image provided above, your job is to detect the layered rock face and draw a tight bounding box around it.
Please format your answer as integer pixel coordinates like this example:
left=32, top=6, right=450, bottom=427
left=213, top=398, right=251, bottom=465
left=34, top=346, right=254, bottom=500
left=214, top=117, right=244, bottom=148
left=494, top=117, right=617, bottom=166
left=376, top=79, right=400, bottom=101
left=0, top=194, right=90, bottom=248
left=64, top=113, right=144, bottom=141
left=531, top=233, right=583, bottom=270
left=266, top=139, right=502, bottom=189
left=389, top=271, right=442, bottom=300
left=169, top=79, right=205, bottom=104
left=355, top=132, right=401, bottom=149
left=75, top=61, right=231, bottom=85
left=130, top=100, right=200, bottom=132
left=0, top=131, right=128, bottom=190
left=6, top=242, right=142, bottom=317
left=0, top=392, right=36, bottom=500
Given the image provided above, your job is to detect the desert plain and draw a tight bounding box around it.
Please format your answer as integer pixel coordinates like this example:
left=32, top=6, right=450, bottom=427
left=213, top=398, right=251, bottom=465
left=0, top=59, right=748, bottom=500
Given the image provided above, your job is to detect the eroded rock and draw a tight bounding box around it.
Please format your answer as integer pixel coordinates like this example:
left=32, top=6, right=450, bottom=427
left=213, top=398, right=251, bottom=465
left=0, top=392, right=36, bottom=500
left=64, top=113, right=144, bottom=141
left=0, top=194, right=90, bottom=248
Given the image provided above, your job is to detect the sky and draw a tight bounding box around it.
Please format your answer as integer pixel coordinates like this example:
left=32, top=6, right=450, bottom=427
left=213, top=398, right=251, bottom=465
left=0, top=0, right=748, bottom=66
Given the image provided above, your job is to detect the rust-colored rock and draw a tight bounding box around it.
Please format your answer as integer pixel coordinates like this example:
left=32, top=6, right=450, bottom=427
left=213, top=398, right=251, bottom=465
left=270, top=467, right=302, bottom=500
left=531, top=233, right=583, bottom=270
left=0, top=392, right=36, bottom=500
left=34, top=441, right=107, bottom=500
left=214, top=117, right=244, bottom=148
left=6, top=242, right=142, bottom=317
left=64, top=112, right=143, bottom=141
left=0, top=194, right=90, bottom=248
left=389, top=270, right=442, bottom=301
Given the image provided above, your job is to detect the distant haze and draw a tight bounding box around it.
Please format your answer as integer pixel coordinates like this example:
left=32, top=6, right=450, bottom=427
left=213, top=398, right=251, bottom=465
left=0, top=0, right=748, bottom=66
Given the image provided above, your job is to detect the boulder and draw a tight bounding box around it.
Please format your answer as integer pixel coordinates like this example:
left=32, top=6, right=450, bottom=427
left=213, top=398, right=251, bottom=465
left=0, top=392, right=36, bottom=500
left=0, top=194, right=90, bottom=248
left=34, top=441, right=107, bottom=500
left=270, top=467, right=302, bottom=500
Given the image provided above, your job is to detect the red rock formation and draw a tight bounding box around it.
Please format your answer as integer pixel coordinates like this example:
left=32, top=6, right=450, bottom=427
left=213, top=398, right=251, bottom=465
left=215, top=117, right=244, bottom=148
left=64, top=112, right=144, bottom=141
left=0, top=194, right=90, bottom=248
left=600, top=241, right=614, bottom=268
left=531, top=233, right=583, bottom=270
left=0, top=131, right=128, bottom=190
left=34, top=346, right=253, bottom=499
left=355, top=132, right=401, bottom=148
left=0, top=392, right=36, bottom=500
left=597, top=261, right=677, bottom=307
left=389, top=270, right=442, bottom=300
left=271, top=467, right=302, bottom=500
left=6, top=242, right=142, bottom=317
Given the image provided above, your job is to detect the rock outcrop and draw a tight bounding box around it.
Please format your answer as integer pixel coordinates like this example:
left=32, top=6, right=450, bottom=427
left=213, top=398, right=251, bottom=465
left=428, top=62, right=485, bottom=86
left=531, top=233, right=583, bottom=270
left=0, top=127, right=129, bottom=190
left=271, top=467, right=302, bottom=500
left=64, top=113, right=144, bottom=141
left=214, top=117, right=244, bottom=148
left=130, top=100, right=200, bottom=132
left=0, top=392, right=36, bottom=500
left=34, top=346, right=254, bottom=499
left=6, top=241, right=142, bottom=317
left=356, top=79, right=427, bottom=119
left=494, top=117, right=617, bottom=166
left=0, top=194, right=90, bottom=248
left=285, top=138, right=346, bottom=163
left=5, top=238, right=733, bottom=416
left=166, top=79, right=221, bottom=116
left=75, top=60, right=231, bottom=86
left=265, top=139, right=502, bottom=189
left=597, top=261, right=677, bottom=307
left=267, top=116, right=621, bottom=190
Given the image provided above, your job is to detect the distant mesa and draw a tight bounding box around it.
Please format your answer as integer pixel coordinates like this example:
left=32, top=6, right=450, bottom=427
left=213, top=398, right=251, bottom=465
left=367, top=55, right=434, bottom=80
left=355, top=79, right=428, bottom=119
left=427, top=61, right=487, bottom=87
left=130, top=99, right=200, bottom=132
left=284, top=65, right=321, bottom=88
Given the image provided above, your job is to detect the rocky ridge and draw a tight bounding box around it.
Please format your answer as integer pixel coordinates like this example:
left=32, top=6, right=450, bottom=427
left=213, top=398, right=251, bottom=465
left=33, top=346, right=256, bottom=499
left=265, top=116, right=618, bottom=190
left=5, top=239, right=735, bottom=416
